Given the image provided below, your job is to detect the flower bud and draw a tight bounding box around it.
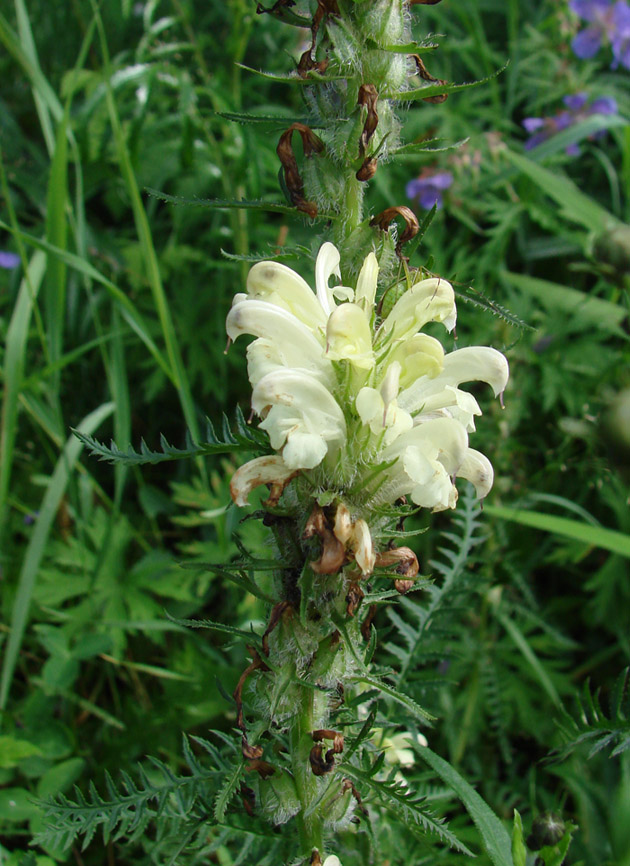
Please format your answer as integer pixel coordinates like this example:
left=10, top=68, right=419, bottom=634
left=526, top=813, right=566, bottom=850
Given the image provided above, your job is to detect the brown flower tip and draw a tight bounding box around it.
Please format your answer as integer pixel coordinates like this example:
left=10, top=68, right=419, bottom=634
left=241, top=738, right=264, bottom=760
left=370, top=206, right=420, bottom=255
left=309, top=743, right=336, bottom=776
left=277, top=124, right=325, bottom=218
left=356, top=157, right=378, bottom=182
left=375, top=546, right=419, bottom=578
left=312, top=729, right=344, bottom=753
left=310, top=851, right=323, bottom=866
left=261, top=601, right=293, bottom=656
left=303, top=504, right=346, bottom=574
left=346, top=580, right=364, bottom=616
left=239, top=783, right=256, bottom=817
left=394, top=578, right=416, bottom=594
left=358, top=84, right=379, bottom=155
left=245, top=758, right=277, bottom=779
left=360, top=603, right=377, bottom=640
left=410, top=53, right=449, bottom=104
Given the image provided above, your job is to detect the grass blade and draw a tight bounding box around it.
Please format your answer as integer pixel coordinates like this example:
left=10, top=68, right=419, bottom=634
left=485, top=505, right=630, bottom=559
left=0, top=402, right=114, bottom=711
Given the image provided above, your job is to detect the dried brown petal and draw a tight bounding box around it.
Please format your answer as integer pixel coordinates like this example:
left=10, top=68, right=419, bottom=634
left=303, top=505, right=346, bottom=574
left=360, top=603, right=377, bottom=641
left=370, top=206, right=420, bottom=255
left=312, top=729, right=344, bottom=753
left=234, top=648, right=269, bottom=733
left=375, top=546, right=419, bottom=578
left=277, top=124, right=325, bottom=218
left=342, top=778, right=369, bottom=815
left=309, top=743, right=335, bottom=776
left=356, top=157, right=378, bottom=182
left=245, top=759, right=276, bottom=779
left=298, top=48, right=329, bottom=77
left=310, top=851, right=323, bottom=866
left=410, top=53, right=448, bottom=104
left=394, top=578, right=416, bottom=594
left=241, top=739, right=264, bottom=760
left=358, top=84, right=379, bottom=155
left=346, top=581, right=364, bottom=617
left=261, top=601, right=293, bottom=656
left=239, top=784, right=256, bottom=817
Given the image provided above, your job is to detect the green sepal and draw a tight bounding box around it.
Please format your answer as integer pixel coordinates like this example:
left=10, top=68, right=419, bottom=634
left=235, top=62, right=346, bottom=84
left=393, top=137, right=469, bottom=156
left=388, top=64, right=507, bottom=102
left=217, top=110, right=314, bottom=126
left=365, top=38, right=438, bottom=54
left=535, top=823, right=578, bottom=866
left=254, top=2, right=312, bottom=27
left=512, top=809, right=527, bottom=866
left=145, top=187, right=338, bottom=219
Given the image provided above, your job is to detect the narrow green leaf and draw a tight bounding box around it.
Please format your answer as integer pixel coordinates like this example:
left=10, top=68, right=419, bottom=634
left=497, top=613, right=562, bottom=709
left=165, top=613, right=262, bottom=643
left=0, top=219, right=173, bottom=381
left=388, top=65, right=507, bottom=102
left=217, top=111, right=312, bottom=125
left=484, top=505, right=630, bottom=559
left=393, top=137, right=469, bottom=156
left=350, top=675, right=436, bottom=723
left=417, top=746, right=514, bottom=866
left=0, top=402, right=114, bottom=710
left=236, top=62, right=345, bottom=84
left=501, top=271, right=626, bottom=333
left=146, top=188, right=338, bottom=220
left=503, top=149, right=621, bottom=233
left=0, top=251, right=46, bottom=532
left=529, top=113, right=629, bottom=161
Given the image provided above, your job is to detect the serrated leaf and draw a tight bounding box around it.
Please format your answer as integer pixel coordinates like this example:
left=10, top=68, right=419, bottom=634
left=165, top=612, right=262, bottom=642
left=342, top=765, right=472, bottom=854
left=72, top=413, right=268, bottom=466
left=456, top=285, right=534, bottom=330
left=213, top=761, right=244, bottom=822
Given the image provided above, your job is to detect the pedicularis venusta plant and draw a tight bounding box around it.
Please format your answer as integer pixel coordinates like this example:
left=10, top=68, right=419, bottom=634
left=40, top=2, right=574, bottom=864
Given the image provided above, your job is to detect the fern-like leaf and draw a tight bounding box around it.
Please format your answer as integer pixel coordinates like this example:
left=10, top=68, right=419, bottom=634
left=385, top=485, right=485, bottom=688
left=73, top=408, right=269, bottom=466
left=554, top=668, right=630, bottom=760
left=342, top=765, right=473, bottom=855
left=35, top=756, right=216, bottom=851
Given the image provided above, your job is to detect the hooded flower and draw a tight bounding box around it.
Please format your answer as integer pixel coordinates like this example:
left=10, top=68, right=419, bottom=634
left=227, top=243, right=508, bottom=563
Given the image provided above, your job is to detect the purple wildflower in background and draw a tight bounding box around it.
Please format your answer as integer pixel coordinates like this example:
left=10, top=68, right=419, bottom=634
left=522, top=92, right=618, bottom=155
left=570, top=0, right=630, bottom=69
left=406, top=170, right=453, bottom=210
left=0, top=251, right=20, bottom=269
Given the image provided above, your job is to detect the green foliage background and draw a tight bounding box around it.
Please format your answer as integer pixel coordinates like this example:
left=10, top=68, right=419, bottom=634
left=0, top=0, right=628, bottom=863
